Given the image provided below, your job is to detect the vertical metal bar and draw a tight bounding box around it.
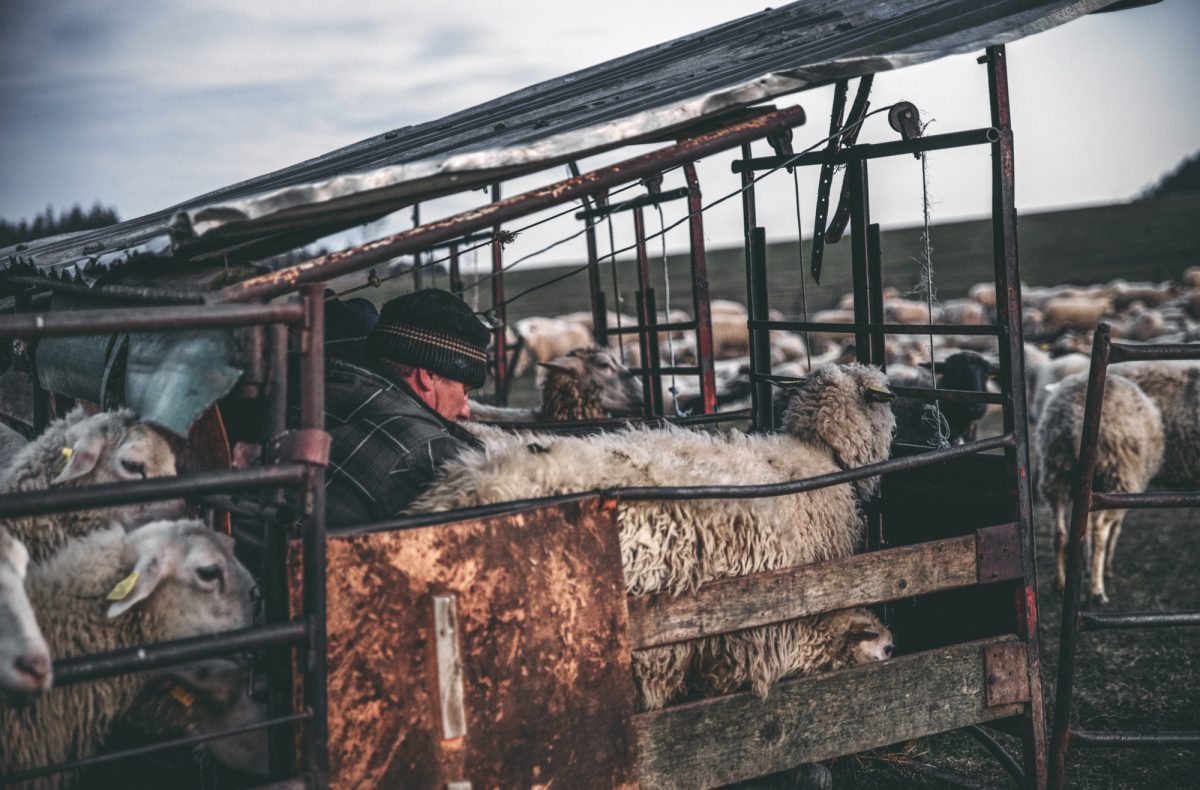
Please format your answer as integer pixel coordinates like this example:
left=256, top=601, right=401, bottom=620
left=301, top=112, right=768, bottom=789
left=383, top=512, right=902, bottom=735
left=987, top=44, right=1047, bottom=790
left=448, top=243, right=463, bottom=297
left=848, top=159, right=873, bottom=364
left=298, top=285, right=329, bottom=785
left=262, top=322, right=296, bottom=779
left=490, top=184, right=508, bottom=406
left=570, top=162, right=610, bottom=348
left=740, top=143, right=768, bottom=428
left=411, top=204, right=424, bottom=290
left=683, top=163, right=717, bottom=414
left=15, top=289, right=52, bottom=432
left=748, top=227, right=773, bottom=432
left=633, top=207, right=662, bottom=416
left=1049, top=324, right=1112, bottom=790
left=866, top=223, right=886, bottom=370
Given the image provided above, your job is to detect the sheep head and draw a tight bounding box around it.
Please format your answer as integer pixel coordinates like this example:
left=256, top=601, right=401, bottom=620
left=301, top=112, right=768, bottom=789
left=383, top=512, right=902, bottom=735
left=107, top=520, right=256, bottom=641
left=778, top=364, right=896, bottom=484
left=827, top=608, right=894, bottom=666
left=539, top=347, right=643, bottom=418
left=0, top=529, right=52, bottom=704
left=52, top=413, right=177, bottom=487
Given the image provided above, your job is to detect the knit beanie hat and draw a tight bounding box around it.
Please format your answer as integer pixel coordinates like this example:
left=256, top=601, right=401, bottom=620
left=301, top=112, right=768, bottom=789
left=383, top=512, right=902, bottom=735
left=366, top=288, right=490, bottom=388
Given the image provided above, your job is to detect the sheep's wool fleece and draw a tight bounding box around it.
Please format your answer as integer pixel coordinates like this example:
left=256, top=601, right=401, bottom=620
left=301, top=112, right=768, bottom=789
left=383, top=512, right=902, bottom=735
left=412, top=363, right=896, bottom=707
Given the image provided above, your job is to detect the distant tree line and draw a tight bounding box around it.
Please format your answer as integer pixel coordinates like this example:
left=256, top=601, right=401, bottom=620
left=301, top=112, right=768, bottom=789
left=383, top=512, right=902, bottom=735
left=0, top=202, right=120, bottom=248
left=1140, top=150, right=1200, bottom=200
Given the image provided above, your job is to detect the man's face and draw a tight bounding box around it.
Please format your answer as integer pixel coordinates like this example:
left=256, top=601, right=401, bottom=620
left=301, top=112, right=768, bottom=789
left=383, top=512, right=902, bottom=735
left=428, top=373, right=471, bottom=422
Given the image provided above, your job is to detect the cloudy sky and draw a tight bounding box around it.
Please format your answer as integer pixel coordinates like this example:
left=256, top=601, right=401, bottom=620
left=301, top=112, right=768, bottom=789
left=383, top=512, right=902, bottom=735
left=1, top=0, right=1197, bottom=266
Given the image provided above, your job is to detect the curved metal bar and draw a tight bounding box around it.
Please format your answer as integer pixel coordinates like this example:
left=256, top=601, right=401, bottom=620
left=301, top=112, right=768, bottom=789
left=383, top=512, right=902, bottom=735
left=965, top=724, right=1026, bottom=787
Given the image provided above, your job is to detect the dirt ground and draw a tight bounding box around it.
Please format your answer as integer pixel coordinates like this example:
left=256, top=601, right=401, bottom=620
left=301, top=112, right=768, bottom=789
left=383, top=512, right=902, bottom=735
left=831, top=413, right=1200, bottom=789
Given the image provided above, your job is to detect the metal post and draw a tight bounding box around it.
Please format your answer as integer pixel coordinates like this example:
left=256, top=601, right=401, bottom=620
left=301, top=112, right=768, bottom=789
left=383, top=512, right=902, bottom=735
left=867, top=224, right=886, bottom=370
left=986, top=43, right=1047, bottom=790
left=411, top=204, right=424, bottom=290
left=297, top=285, right=329, bottom=785
left=1049, top=324, right=1112, bottom=789
left=848, top=159, right=873, bottom=364
left=448, top=243, right=463, bottom=297
left=571, top=162, right=610, bottom=348
left=748, top=227, right=773, bottom=432
left=739, top=143, right=772, bottom=430
left=14, top=289, right=52, bottom=432
left=490, top=184, right=509, bottom=406
left=683, top=163, right=717, bottom=414
left=263, top=322, right=297, bottom=779
left=633, top=207, right=663, bottom=416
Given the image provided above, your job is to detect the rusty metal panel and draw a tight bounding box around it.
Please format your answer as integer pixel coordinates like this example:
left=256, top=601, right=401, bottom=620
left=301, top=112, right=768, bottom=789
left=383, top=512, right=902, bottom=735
left=975, top=522, right=1023, bottom=584
left=984, top=640, right=1030, bottom=708
left=292, top=498, right=636, bottom=789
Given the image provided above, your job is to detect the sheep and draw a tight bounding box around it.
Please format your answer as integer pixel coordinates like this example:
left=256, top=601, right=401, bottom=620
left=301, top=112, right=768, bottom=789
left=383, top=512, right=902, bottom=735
left=889, top=351, right=997, bottom=446
left=0, top=527, right=52, bottom=705
left=0, top=519, right=257, bottom=786
left=1041, top=296, right=1115, bottom=335
left=468, top=347, right=643, bottom=423
left=1184, top=266, right=1200, bottom=290
left=1035, top=373, right=1163, bottom=603
left=883, top=297, right=941, bottom=325
left=940, top=299, right=989, bottom=326
left=510, top=317, right=593, bottom=377
left=1108, top=360, right=1200, bottom=489
left=410, top=363, right=897, bottom=709
left=0, top=407, right=180, bottom=562
left=0, top=420, right=28, bottom=465
left=1030, top=352, right=1090, bottom=421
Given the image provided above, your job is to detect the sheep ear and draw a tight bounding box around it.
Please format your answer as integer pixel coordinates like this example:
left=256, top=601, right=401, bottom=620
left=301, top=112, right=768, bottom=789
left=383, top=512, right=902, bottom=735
left=846, top=630, right=880, bottom=642
left=538, top=355, right=585, bottom=377
left=50, top=433, right=106, bottom=486
left=106, top=541, right=182, bottom=619
left=160, top=659, right=245, bottom=707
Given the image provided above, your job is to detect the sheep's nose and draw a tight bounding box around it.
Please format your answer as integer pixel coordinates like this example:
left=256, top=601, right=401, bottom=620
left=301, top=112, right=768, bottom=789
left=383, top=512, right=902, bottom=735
left=14, top=653, right=52, bottom=688
left=883, top=643, right=894, bottom=658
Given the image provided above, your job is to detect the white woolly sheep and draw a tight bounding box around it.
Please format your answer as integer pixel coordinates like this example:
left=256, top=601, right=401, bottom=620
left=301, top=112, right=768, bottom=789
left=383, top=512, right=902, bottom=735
left=1109, top=360, right=1200, bottom=489
left=0, top=519, right=257, bottom=786
left=0, top=407, right=180, bottom=562
left=1030, top=352, right=1090, bottom=422
left=0, top=527, right=51, bottom=705
left=1036, top=373, right=1163, bottom=603
left=1041, top=296, right=1115, bottom=335
left=511, top=317, right=593, bottom=377
left=469, top=347, right=643, bottom=423
left=411, top=363, right=897, bottom=709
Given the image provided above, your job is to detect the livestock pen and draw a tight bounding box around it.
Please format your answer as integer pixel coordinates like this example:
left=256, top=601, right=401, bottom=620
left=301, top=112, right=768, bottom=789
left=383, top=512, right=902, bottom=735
left=0, top=2, right=1164, bottom=788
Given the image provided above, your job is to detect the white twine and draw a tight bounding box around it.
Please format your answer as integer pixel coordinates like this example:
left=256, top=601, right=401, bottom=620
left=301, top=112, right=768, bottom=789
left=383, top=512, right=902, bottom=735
left=913, top=146, right=951, bottom=449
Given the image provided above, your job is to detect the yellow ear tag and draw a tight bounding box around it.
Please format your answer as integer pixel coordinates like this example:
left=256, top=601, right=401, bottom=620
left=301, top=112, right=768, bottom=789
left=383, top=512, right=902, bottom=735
left=169, top=685, right=196, bottom=708
left=107, top=570, right=140, bottom=601
left=60, top=447, right=74, bottom=459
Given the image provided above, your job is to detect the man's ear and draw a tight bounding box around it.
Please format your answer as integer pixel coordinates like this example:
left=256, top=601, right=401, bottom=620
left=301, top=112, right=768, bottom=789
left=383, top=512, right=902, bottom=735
left=411, top=367, right=437, bottom=394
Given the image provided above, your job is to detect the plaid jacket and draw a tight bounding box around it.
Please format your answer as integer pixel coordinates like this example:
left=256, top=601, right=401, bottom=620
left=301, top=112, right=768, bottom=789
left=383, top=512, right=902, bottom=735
left=322, top=358, right=480, bottom=527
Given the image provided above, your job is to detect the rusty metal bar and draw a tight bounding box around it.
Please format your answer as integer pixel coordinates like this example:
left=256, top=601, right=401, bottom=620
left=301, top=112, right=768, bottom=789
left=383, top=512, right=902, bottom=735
left=731, top=127, right=1001, bottom=172
left=1069, top=731, right=1200, bottom=748
left=53, top=621, right=308, bottom=686
left=889, top=385, right=1004, bottom=404
left=1050, top=323, right=1113, bottom=789
left=683, top=162, right=717, bottom=414
left=749, top=319, right=1001, bottom=336
left=0, top=710, right=312, bottom=786
left=0, top=273, right=204, bottom=305
left=606, top=320, right=696, bottom=335
left=0, top=301, right=306, bottom=338
left=571, top=161, right=610, bottom=347
left=633, top=206, right=663, bottom=416
left=964, top=725, right=1026, bottom=788
left=1078, top=611, right=1200, bottom=631
left=0, top=465, right=308, bottom=519
left=215, top=106, right=808, bottom=303
left=630, top=365, right=699, bottom=376
left=490, top=183, right=509, bottom=406
left=297, top=285, right=329, bottom=785
left=575, top=186, right=689, bottom=221
left=472, top=407, right=750, bottom=433
left=1109, top=342, right=1200, bottom=363
left=848, top=159, right=873, bottom=362
left=1091, top=491, right=1200, bottom=510
left=448, top=243, right=463, bottom=296
left=867, top=223, right=886, bottom=369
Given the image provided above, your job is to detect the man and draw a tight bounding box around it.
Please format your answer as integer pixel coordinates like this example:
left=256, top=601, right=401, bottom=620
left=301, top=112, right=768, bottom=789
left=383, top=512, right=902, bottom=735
left=323, top=288, right=489, bottom=526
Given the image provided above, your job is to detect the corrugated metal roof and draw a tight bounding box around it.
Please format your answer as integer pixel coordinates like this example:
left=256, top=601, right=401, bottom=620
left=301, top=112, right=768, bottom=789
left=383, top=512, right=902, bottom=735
left=2, top=0, right=1125, bottom=283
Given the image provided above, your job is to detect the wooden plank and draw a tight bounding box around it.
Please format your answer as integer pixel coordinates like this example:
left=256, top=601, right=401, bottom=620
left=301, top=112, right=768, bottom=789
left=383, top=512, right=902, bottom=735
left=633, top=636, right=1027, bottom=789
left=627, top=533, right=978, bottom=650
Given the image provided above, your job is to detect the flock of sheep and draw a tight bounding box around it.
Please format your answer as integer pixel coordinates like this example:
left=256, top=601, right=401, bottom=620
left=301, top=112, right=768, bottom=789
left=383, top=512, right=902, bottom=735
left=1, top=266, right=1197, bottom=783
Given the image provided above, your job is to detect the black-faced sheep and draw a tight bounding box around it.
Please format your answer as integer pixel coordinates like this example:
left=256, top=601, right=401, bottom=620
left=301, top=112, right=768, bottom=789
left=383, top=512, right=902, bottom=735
left=410, top=364, right=897, bottom=709
left=0, top=519, right=258, bottom=786
left=890, top=351, right=997, bottom=446
left=469, top=347, right=643, bottom=423
left=0, top=408, right=181, bottom=562
left=1035, top=373, right=1163, bottom=603
left=0, top=527, right=51, bottom=705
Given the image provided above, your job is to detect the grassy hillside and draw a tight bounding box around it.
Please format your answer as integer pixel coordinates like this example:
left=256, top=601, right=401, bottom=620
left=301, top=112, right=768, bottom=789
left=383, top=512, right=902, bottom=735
left=369, top=194, right=1200, bottom=321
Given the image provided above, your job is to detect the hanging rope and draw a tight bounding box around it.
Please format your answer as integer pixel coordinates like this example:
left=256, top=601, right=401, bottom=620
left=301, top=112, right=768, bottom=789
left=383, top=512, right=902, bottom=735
left=790, top=170, right=813, bottom=372
left=654, top=203, right=681, bottom=415
left=915, top=143, right=950, bottom=449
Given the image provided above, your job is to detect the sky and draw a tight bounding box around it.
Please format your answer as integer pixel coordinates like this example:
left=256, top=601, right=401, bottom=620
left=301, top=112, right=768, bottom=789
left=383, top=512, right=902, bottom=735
left=1, top=0, right=1197, bottom=269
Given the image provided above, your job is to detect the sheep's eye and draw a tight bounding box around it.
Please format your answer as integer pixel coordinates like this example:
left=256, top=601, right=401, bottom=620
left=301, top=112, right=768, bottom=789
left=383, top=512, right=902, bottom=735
left=121, top=459, right=147, bottom=477
left=196, top=565, right=224, bottom=585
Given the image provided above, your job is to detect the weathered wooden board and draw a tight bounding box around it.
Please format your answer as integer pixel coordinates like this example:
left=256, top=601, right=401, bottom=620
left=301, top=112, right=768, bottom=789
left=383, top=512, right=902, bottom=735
left=298, top=498, right=637, bottom=789
left=628, top=530, right=999, bottom=650
left=633, top=636, right=1028, bottom=789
